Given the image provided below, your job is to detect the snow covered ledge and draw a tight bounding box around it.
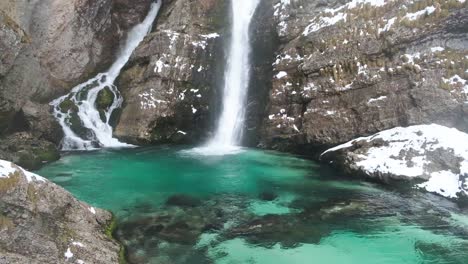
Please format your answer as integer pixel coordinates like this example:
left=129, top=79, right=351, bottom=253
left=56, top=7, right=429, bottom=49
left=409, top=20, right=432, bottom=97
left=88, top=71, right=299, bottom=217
left=320, top=124, right=468, bottom=202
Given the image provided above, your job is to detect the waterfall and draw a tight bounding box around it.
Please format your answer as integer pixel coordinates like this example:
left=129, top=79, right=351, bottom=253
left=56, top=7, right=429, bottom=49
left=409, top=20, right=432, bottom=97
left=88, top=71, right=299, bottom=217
left=199, top=0, right=260, bottom=155
left=50, top=1, right=162, bottom=150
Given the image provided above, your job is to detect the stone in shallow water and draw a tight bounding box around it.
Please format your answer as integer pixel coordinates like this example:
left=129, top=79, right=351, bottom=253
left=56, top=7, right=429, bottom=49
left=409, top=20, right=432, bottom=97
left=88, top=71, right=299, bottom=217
left=166, top=194, right=202, bottom=207
left=259, top=191, right=278, bottom=201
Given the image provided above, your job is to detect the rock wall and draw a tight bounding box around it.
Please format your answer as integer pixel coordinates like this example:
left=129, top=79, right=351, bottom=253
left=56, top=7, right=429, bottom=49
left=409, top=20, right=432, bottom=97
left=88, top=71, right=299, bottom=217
left=0, top=160, right=119, bottom=263
left=114, top=0, right=229, bottom=144
left=258, top=0, right=468, bottom=156
left=0, top=0, right=153, bottom=168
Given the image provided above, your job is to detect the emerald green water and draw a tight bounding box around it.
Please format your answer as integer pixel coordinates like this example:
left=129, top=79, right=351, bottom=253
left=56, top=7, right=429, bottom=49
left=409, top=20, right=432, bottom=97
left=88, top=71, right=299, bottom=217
left=37, top=147, right=468, bottom=264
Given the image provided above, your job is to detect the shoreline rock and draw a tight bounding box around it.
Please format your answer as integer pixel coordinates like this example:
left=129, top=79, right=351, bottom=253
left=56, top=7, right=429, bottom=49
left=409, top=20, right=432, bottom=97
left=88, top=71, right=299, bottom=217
left=0, top=160, right=119, bottom=263
left=320, top=124, right=468, bottom=203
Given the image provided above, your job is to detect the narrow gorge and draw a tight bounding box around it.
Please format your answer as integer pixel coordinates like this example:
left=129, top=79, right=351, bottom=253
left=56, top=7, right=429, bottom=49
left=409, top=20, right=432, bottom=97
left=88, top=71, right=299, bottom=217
left=1, top=0, right=468, bottom=263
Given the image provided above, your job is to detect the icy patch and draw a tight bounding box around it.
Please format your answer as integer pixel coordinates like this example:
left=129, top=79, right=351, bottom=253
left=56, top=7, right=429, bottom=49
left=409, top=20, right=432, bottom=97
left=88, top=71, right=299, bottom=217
left=274, top=0, right=291, bottom=36
left=322, top=124, right=468, bottom=199
left=275, top=71, right=288, bottom=79
left=431, top=47, right=445, bottom=53
left=88, top=207, right=96, bottom=214
left=443, top=75, right=468, bottom=99
left=378, top=17, right=396, bottom=34
left=139, top=89, right=167, bottom=110
left=303, top=0, right=390, bottom=35
left=72, top=241, right=84, bottom=247
left=303, top=12, right=347, bottom=35
left=64, top=248, right=73, bottom=260
left=367, top=96, right=387, bottom=104
left=404, top=6, right=436, bottom=21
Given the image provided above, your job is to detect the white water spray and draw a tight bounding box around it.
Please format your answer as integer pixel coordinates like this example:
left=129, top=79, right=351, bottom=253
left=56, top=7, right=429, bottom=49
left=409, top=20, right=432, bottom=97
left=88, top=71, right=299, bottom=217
left=51, top=1, right=162, bottom=150
left=196, top=0, right=260, bottom=155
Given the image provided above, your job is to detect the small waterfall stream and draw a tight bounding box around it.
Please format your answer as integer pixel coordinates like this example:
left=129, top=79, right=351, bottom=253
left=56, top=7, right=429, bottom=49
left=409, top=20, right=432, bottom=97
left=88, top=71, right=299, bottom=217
left=50, top=1, right=162, bottom=150
left=200, top=0, right=260, bottom=155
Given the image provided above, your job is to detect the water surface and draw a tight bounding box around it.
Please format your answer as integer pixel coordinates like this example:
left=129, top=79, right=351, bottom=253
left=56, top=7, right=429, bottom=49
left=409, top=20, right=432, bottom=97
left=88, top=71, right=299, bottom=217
left=37, top=147, right=468, bottom=264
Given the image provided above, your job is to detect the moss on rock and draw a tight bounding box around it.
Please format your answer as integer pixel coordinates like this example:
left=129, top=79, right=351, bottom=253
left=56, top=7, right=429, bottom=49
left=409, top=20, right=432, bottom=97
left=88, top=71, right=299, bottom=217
left=96, top=87, right=115, bottom=110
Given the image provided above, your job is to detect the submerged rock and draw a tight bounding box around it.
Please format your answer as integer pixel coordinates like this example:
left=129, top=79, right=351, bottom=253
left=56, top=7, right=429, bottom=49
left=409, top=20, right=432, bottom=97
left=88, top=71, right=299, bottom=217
left=321, top=124, right=468, bottom=202
left=166, top=194, right=202, bottom=208
left=0, top=159, right=119, bottom=263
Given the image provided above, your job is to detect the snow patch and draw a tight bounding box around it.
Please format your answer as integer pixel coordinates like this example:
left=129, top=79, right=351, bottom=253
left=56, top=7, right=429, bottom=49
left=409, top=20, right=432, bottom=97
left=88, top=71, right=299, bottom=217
left=0, top=160, right=46, bottom=183
left=64, top=248, right=73, bottom=260
left=404, top=6, right=436, bottom=21
left=275, top=71, right=288, bottom=79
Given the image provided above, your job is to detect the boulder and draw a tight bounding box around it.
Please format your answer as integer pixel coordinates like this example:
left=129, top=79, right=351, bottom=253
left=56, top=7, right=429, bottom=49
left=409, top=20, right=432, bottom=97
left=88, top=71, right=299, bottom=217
left=0, top=159, right=119, bottom=263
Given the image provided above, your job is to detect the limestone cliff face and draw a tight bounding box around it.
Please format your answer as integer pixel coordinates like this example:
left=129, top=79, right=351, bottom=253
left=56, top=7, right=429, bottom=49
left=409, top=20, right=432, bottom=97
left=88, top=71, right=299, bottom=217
left=115, top=0, right=229, bottom=144
left=0, top=0, right=153, bottom=168
left=258, top=0, right=468, bottom=155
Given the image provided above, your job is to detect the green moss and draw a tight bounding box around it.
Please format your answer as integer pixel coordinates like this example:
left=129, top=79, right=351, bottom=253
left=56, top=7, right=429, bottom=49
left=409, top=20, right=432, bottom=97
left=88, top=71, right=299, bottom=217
left=33, top=145, right=60, bottom=164
left=0, top=214, right=14, bottom=231
left=105, top=213, right=118, bottom=239
left=96, top=87, right=115, bottom=110
left=27, top=184, right=38, bottom=204
left=0, top=171, right=20, bottom=193
left=104, top=213, right=128, bottom=264
left=119, top=245, right=127, bottom=264
left=58, top=98, right=77, bottom=113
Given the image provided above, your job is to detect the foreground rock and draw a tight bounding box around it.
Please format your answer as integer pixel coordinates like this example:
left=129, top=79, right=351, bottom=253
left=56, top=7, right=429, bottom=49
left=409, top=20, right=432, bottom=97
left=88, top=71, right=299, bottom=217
left=321, top=124, right=468, bottom=202
left=0, top=160, right=119, bottom=263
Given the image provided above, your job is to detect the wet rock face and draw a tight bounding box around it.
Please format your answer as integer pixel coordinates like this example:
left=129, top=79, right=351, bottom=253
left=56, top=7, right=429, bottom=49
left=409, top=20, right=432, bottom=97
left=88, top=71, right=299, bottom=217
left=0, top=160, right=119, bottom=263
left=258, top=0, right=468, bottom=154
left=114, top=0, right=229, bottom=145
left=0, top=0, right=153, bottom=168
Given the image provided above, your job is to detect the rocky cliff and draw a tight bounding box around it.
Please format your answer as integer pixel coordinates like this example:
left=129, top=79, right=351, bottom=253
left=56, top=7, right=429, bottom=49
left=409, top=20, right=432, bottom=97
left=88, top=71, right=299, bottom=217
left=0, top=0, right=153, bottom=168
left=0, top=160, right=119, bottom=263
left=259, top=0, right=468, bottom=155
left=114, top=0, right=229, bottom=144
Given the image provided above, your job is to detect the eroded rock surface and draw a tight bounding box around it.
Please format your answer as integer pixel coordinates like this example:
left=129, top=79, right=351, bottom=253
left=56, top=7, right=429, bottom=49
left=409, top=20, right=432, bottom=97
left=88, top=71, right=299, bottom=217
left=0, top=160, right=119, bottom=264
left=259, top=0, right=468, bottom=154
left=115, top=0, right=229, bottom=144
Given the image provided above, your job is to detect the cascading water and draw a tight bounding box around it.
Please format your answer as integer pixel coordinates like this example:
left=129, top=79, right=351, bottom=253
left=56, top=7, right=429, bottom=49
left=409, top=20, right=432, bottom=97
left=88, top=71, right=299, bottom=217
left=50, top=1, right=162, bottom=150
left=197, top=0, right=260, bottom=155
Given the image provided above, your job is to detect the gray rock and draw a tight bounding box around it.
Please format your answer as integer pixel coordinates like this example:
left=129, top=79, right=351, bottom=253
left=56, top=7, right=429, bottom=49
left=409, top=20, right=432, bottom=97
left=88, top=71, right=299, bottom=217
left=0, top=160, right=119, bottom=263
left=258, top=0, right=468, bottom=154
left=114, top=0, right=230, bottom=144
left=0, top=0, right=153, bottom=168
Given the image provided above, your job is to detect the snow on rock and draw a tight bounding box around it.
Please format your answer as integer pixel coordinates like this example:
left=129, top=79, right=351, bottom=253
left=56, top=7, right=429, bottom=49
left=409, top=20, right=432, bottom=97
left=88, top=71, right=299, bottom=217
left=321, top=124, right=468, bottom=200
left=303, top=0, right=390, bottom=35
left=0, top=159, right=46, bottom=183
left=443, top=75, right=468, bottom=99
left=404, top=6, right=436, bottom=21
left=275, top=71, right=288, bottom=79
left=88, top=207, right=96, bottom=215
left=64, top=248, right=73, bottom=260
